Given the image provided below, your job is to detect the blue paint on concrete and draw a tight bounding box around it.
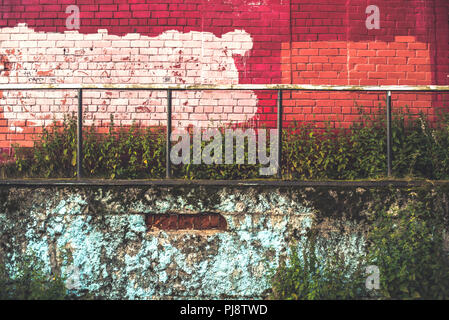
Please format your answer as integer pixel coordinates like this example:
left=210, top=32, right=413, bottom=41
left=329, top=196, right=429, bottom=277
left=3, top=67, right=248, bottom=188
left=0, top=189, right=366, bottom=299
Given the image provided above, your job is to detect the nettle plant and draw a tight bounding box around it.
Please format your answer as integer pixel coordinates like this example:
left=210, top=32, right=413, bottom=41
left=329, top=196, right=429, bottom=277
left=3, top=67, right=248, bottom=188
left=270, top=228, right=367, bottom=300
left=270, top=200, right=449, bottom=300
left=366, top=202, right=449, bottom=299
left=0, top=252, right=68, bottom=300
left=6, top=107, right=449, bottom=180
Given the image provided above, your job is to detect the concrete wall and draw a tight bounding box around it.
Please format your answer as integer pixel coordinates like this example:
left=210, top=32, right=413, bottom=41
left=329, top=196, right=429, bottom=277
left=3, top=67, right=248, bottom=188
left=1, top=183, right=446, bottom=299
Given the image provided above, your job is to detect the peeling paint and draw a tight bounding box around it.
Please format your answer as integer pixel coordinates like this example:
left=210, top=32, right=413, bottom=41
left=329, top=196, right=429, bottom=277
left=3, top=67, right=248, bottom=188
left=0, top=186, right=375, bottom=299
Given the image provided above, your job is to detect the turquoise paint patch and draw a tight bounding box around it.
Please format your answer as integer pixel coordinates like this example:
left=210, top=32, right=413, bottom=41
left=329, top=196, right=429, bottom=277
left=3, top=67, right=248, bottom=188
left=0, top=188, right=368, bottom=299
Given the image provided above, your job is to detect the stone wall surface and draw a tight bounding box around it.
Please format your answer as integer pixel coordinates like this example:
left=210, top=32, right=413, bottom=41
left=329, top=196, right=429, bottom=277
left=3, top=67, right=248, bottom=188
left=1, top=183, right=447, bottom=299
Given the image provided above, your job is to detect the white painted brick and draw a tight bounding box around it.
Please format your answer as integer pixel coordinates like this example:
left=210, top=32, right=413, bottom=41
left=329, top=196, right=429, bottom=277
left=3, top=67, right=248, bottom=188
left=1, top=26, right=257, bottom=130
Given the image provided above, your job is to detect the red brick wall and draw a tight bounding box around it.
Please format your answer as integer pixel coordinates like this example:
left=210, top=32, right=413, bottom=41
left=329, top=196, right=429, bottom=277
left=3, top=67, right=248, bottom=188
left=0, top=0, right=448, bottom=147
left=283, top=0, right=449, bottom=127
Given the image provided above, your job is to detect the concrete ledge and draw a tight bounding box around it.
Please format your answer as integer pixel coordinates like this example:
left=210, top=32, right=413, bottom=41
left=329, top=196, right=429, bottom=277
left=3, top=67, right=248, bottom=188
left=1, top=179, right=448, bottom=299
left=0, top=178, right=448, bottom=187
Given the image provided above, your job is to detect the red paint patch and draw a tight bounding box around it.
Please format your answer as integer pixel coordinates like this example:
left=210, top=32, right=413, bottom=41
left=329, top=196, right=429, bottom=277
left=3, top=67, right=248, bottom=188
left=0, top=55, right=11, bottom=77
left=36, top=70, right=54, bottom=77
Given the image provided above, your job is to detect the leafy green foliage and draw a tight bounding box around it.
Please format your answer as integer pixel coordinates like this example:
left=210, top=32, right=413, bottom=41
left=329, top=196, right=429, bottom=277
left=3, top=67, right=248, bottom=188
left=81, top=116, right=166, bottom=179
left=282, top=122, right=354, bottom=179
left=270, top=201, right=449, bottom=300
left=5, top=108, right=449, bottom=179
left=282, top=107, right=449, bottom=180
left=13, top=116, right=167, bottom=179
left=172, top=127, right=262, bottom=179
left=0, top=253, right=68, bottom=300
left=270, top=229, right=367, bottom=300
left=366, top=202, right=449, bottom=299
left=13, top=115, right=78, bottom=178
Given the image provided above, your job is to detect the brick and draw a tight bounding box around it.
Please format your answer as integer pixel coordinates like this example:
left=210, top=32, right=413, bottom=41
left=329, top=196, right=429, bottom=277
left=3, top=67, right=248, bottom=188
left=298, top=49, right=319, bottom=55
left=409, top=58, right=430, bottom=65
left=388, top=57, right=407, bottom=65
left=408, top=43, right=427, bottom=50
left=395, top=36, right=416, bottom=43
left=396, top=50, right=415, bottom=58
left=0, top=2, right=446, bottom=141
left=357, top=50, right=376, bottom=57
left=310, top=56, right=328, bottom=63
left=319, top=49, right=339, bottom=56
left=377, top=50, right=395, bottom=57
left=377, top=65, right=396, bottom=72
left=193, top=214, right=211, bottom=230
left=388, top=42, right=408, bottom=50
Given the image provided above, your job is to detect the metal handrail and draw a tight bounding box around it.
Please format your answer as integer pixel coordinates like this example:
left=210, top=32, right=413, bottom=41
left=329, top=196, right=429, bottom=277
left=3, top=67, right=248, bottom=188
left=1, top=84, right=449, bottom=91
left=1, top=84, right=449, bottom=179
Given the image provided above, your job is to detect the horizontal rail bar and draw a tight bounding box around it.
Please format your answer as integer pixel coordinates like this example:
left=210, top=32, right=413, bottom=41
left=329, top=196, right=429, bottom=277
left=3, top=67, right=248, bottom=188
left=1, top=84, right=449, bottom=91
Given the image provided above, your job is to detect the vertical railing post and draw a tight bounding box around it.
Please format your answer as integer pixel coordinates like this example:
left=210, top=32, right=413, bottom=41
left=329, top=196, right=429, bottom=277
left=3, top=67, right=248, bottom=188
left=276, top=89, right=283, bottom=178
left=166, top=89, right=172, bottom=179
left=386, top=90, right=392, bottom=177
left=77, top=88, right=83, bottom=179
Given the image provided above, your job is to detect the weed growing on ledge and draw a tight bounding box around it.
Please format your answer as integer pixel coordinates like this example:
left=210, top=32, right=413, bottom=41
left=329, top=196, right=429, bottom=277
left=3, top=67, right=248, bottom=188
left=3, top=107, right=449, bottom=180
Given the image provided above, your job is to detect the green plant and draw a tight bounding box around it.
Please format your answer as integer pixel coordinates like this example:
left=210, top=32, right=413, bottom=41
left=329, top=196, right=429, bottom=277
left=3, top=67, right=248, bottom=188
left=282, top=122, right=353, bottom=180
left=174, top=126, right=262, bottom=180
left=270, top=229, right=367, bottom=300
left=346, top=111, right=387, bottom=179
left=13, top=115, right=77, bottom=178
left=6, top=106, right=449, bottom=180
left=270, top=199, right=449, bottom=300
left=0, top=253, right=69, bottom=300
left=366, top=202, right=449, bottom=299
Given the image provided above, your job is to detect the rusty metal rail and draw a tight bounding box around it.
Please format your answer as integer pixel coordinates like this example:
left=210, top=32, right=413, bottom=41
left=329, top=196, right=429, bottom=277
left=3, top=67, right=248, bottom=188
left=1, top=84, right=449, bottom=180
